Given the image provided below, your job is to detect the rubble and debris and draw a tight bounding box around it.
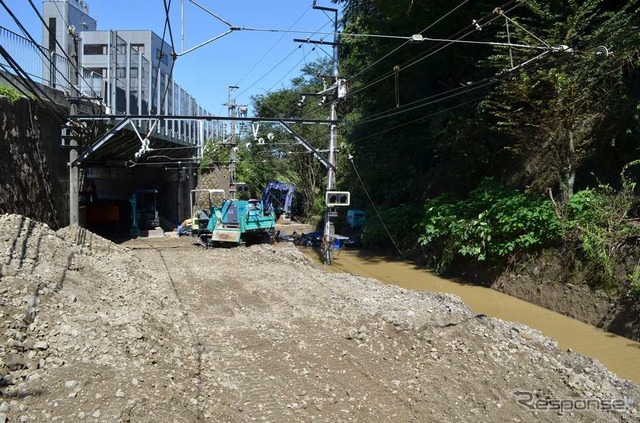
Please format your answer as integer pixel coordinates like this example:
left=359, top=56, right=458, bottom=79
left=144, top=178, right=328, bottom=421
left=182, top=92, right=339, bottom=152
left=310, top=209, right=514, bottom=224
left=0, top=214, right=638, bottom=422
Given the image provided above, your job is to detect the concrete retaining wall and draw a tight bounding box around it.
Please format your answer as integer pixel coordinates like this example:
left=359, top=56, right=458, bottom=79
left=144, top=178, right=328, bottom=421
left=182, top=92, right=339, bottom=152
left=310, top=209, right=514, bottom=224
left=0, top=96, right=64, bottom=228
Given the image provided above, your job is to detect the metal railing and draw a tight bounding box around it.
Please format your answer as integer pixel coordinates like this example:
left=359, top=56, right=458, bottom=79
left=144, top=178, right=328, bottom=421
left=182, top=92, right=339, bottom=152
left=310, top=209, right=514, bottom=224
left=0, top=25, right=103, bottom=98
left=0, top=25, right=214, bottom=147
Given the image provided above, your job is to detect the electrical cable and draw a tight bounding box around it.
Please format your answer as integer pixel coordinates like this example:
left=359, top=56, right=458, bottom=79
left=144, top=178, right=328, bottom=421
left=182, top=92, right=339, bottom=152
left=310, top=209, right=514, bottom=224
left=234, top=5, right=311, bottom=87
left=345, top=0, right=472, bottom=84
left=0, top=63, right=36, bottom=99
left=349, top=157, right=404, bottom=256
left=342, top=1, right=522, bottom=108
left=302, top=1, right=523, bottom=118
left=351, top=51, right=551, bottom=126
left=295, top=47, right=573, bottom=154
left=0, top=44, right=67, bottom=121
left=235, top=20, right=333, bottom=99
left=25, top=0, right=101, bottom=98
left=1, top=1, right=80, bottom=97
left=342, top=54, right=577, bottom=145
left=267, top=46, right=318, bottom=92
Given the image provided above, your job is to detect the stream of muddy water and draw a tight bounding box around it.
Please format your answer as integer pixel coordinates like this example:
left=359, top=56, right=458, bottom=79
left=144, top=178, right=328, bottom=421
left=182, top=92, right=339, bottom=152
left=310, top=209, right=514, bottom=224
left=301, top=247, right=640, bottom=383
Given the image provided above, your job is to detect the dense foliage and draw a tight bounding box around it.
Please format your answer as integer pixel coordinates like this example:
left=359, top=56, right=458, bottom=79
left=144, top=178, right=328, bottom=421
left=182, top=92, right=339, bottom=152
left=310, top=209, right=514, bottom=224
left=419, top=179, right=562, bottom=271
left=236, top=0, right=640, bottom=292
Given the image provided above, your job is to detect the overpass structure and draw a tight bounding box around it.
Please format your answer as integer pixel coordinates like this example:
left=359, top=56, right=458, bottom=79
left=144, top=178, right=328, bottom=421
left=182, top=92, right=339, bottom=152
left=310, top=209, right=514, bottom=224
left=0, top=21, right=213, bottom=229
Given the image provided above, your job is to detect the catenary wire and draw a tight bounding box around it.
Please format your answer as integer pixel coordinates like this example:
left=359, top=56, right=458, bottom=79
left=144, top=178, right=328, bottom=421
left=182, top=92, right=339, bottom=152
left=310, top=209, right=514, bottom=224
left=234, top=5, right=312, bottom=87
left=25, top=0, right=101, bottom=98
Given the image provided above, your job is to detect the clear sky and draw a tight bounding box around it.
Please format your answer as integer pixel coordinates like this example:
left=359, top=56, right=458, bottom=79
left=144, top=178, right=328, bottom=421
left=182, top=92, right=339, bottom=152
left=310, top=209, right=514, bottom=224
left=0, top=0, right=341, bottom=114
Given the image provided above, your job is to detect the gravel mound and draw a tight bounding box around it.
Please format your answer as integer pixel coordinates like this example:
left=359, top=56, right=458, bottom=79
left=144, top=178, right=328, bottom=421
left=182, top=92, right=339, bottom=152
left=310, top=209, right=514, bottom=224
left=1, top=215, right=198, bottom=421
left=1, top=216, right=639, bottom=422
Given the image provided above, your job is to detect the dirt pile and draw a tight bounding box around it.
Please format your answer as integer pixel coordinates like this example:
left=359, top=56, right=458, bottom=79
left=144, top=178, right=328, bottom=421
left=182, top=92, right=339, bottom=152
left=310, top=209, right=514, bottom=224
left=1, top=216, right=639, bottom=422
left=1, top=214, right=199, bottom=421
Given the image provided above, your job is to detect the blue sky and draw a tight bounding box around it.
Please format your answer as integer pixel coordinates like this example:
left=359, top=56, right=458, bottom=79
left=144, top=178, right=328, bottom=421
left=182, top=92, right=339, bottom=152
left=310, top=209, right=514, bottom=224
left=1, top=0, right=341, bottom=114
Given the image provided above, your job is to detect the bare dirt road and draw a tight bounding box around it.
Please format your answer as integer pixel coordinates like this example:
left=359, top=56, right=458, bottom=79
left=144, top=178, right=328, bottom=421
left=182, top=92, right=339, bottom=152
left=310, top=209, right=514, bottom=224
left=1, top=215, right=639, bottom=422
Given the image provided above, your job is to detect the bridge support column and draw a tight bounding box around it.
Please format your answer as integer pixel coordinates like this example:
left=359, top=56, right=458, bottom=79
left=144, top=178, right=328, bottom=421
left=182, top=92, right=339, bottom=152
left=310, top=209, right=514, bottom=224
left=69, top=142, right=79, bottom=226
left=69, top=103, right=79, bottom=226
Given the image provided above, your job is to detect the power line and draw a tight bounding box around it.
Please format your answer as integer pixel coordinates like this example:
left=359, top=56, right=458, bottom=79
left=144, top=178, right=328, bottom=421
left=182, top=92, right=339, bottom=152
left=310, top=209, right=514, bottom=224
left=234, top=5, right=312, bottom=87
left=345, top=0, right=472, bottom=84
left=1, top=1, right=76, bottom=94
left=0, top=44, right=67, bottom=121
left=349, top=157, right=403, bottom=256
left=24, top=0, right=101, bottom=98
left=235, top=20, right=333, bottom=100
left=302, top=1, right=522, bottom=119
left=336, top=1, right=524, bottom=107
left=352, top=51, right=553, bottom=126
left=267, top=46, right=318, bottom=92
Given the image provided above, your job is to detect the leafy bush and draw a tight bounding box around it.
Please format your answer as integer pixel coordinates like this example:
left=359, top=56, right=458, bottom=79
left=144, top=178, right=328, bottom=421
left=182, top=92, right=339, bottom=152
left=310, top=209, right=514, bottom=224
left=360, top=204, right=422, bottom=253
left=419, top=179, right=562, bottom=271
left=0, top=84, right=26, bottom=102
left=564, top=184, right=640, bottom=289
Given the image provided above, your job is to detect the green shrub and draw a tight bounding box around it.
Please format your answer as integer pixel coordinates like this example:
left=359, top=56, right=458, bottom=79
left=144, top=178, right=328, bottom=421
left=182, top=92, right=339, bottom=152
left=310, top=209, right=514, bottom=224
left=419, top=179, right=562, bottom=271
left=565, top=184, right=639, bottom=289
left=360, top=204, right=422, bottom=253
left=0, top=84, right=25, bottom=102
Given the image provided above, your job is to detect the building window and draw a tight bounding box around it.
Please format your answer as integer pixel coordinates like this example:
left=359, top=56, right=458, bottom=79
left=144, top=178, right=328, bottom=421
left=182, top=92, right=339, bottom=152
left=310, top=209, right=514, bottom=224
left=83, top=44, right=107, bottom=55
left=131, top=44, right=145, bottom=54
left=130, top=67, right=139, bottom=78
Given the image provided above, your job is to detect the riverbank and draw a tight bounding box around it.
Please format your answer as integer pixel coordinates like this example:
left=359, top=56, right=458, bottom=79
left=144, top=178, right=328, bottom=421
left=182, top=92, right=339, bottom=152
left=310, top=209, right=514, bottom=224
left=284, top=222, right=640, bottom=343
left=493, top=249, right=640, bottom=343
left=300, top=247, right=640, bottom=384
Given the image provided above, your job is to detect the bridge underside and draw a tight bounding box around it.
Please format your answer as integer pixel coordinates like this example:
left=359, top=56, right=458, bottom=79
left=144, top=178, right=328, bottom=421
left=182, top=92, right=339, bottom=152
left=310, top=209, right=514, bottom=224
left=72, top=120, right=202, bottom=236
left=75, top=119, right=200, bottom=168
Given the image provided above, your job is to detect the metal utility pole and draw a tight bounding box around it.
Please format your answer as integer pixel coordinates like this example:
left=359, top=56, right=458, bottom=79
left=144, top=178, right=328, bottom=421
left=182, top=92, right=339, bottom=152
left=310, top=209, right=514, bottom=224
left=225, top=85, right=238, bottom=197
left=223, top=86, right=248, bottom=199
left=312, top=0, right=340, bottom=253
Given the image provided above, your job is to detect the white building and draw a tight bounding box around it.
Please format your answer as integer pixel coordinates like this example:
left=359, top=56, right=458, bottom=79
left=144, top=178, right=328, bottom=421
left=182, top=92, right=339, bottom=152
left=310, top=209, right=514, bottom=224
left=42, top=0, right=207, bottom=127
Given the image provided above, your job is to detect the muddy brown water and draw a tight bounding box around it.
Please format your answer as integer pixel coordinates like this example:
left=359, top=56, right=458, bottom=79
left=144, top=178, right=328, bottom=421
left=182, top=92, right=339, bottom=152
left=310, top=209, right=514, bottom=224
left=301, top=247, right=640, bottom=384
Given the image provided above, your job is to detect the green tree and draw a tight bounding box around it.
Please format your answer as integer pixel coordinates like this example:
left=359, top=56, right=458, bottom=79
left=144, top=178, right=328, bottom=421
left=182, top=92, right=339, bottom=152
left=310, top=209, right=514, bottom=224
left=246, top=59, right=340, bottom=217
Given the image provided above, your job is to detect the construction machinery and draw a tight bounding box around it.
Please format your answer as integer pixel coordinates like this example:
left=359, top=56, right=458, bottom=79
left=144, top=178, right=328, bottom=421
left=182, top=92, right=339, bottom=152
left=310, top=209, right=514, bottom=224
left=261, top=181, right=294, bottom=219
left=198, top=198, right=276, bottom=247
left=130, top=189, right=160, bottom=237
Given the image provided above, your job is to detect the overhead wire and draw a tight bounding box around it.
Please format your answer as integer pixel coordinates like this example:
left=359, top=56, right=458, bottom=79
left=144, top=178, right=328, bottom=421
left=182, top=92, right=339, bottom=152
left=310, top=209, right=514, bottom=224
left=294, top=46, right=574, bottom=155
left=0, top=0, right=82, bottom=98
left=349, top=157, right=403, bottom=256
left=267, top=45, right=318, bottom=92
left=0, top=63, right=34, bottom=99
left=0, top=44, right=67, bottom=121
left=302, top=1, right=523, bottom=118
left=235, top=20, right=333, bottom=100
left=351, top=1, right=520, bottom=106
left=343, top=2, right=523, bottom=103
left=351, top=51, right=552, bottom=126
left=345, top=0, right=472, bottom=84
left=143, top=0, right=177, bottom=142
left=234, top=5, right=312, bottom=87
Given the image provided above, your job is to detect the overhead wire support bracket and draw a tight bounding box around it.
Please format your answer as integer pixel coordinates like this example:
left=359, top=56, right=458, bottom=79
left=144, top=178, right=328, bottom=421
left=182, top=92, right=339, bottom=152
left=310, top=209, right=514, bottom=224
left=278, top=120, right=335, bottom=171
left=293, top=38, right=341, bottom=47
left=178, top=0, right=238, bottom=56
left=69, top=114, right=336, bottom=125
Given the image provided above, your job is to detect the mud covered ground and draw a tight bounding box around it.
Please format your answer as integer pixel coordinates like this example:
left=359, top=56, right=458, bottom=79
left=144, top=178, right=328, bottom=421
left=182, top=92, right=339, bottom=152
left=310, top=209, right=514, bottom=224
left=1, top=214, right=639, bottom=422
